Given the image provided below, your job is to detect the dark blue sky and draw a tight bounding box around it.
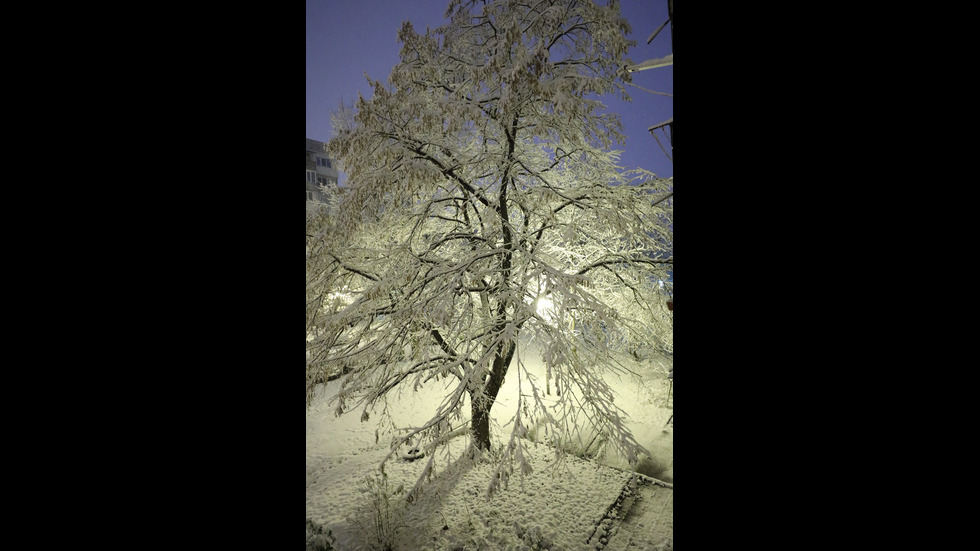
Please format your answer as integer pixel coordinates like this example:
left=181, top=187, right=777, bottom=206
left=306, top=0, right=673, bottom=183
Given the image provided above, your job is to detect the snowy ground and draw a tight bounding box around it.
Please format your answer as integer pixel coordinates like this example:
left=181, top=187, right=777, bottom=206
left=306, top=346, right=673, bottom=550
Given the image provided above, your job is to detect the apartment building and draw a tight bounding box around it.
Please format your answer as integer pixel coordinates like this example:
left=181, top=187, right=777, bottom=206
left=306, top=138, right=339, bottom=206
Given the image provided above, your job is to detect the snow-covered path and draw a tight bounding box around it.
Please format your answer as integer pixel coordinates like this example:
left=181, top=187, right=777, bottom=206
left=600, top=477, right=674, bottom=550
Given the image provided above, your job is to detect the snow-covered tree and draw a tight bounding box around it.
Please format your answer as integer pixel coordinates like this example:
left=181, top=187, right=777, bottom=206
left=307, top=0, right=672, bottom=498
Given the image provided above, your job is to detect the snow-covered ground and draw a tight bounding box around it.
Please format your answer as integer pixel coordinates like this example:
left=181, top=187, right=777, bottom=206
left=306, top=346, right=673, bottom=550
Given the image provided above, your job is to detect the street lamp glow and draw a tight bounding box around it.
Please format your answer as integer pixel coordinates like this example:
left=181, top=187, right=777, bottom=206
left=536, top=296, right=554, bottom=321
left=327, top=288, right=354, bottom=307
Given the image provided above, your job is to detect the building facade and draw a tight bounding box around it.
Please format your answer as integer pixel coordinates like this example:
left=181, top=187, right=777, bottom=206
left=306, top=138, right=339, bottom=206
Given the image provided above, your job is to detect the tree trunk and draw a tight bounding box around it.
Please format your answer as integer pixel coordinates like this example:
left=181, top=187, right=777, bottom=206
left=470, top=340, right=517, bottom=450
left=471, top=393, right=493, bottom=451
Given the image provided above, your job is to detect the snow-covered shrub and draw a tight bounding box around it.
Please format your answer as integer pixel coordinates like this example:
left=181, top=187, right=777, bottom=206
left=305, top=518, right=335, bottom=551
left=514, top=522, right=556, bottom=550
left=524, top=416, right=607, bottom=461
left=438, top=503, right=492, bottom=551
left=525, top=416, right=672, bottom=482
left=347, top=471, right=406, bottom=551
left=635, top=455, right=670, bottom=482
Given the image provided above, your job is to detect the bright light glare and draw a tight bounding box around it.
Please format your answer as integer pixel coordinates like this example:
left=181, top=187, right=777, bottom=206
left=327, top=288, right=354, bottom=307
left=536, top=297, right=555, bottom=321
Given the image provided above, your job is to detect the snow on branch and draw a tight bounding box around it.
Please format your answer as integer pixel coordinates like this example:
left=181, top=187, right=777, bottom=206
left=309, top=0, right=670, bottom=500
left=626, top=54, right=673, bottom=72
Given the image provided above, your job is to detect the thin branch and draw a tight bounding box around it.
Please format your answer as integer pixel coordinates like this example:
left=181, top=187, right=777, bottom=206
left=626, top=80, right=673, bottom=97
left=577, top=256, right=673, bottom=276
left=328, top=253, right=380, bottom=282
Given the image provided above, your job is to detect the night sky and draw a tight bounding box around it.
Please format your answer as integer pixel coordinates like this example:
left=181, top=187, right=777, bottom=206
left=306, top=0, right=673, bottom=184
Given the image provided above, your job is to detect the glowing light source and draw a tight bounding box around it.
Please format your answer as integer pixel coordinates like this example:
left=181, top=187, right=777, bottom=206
left=535, top=296, right=556, bottom=322
left=327, top=288, right=354, bottom=307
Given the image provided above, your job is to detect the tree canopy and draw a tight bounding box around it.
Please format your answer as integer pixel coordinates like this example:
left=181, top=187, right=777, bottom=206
left=307, top=0, right=672, bottom=500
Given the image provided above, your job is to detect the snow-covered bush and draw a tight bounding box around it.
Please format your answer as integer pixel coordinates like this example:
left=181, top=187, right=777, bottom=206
left=635, top=455, right=670, bottom=482
left=305, top=518, right=335, bottom=551
left=524, top=415, right=607, bottom=461
left=440, top=505, right=492, bottom=551
left=346, top=471, right=407, bottom=551
left=514, top=522, right=557, bottom=550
